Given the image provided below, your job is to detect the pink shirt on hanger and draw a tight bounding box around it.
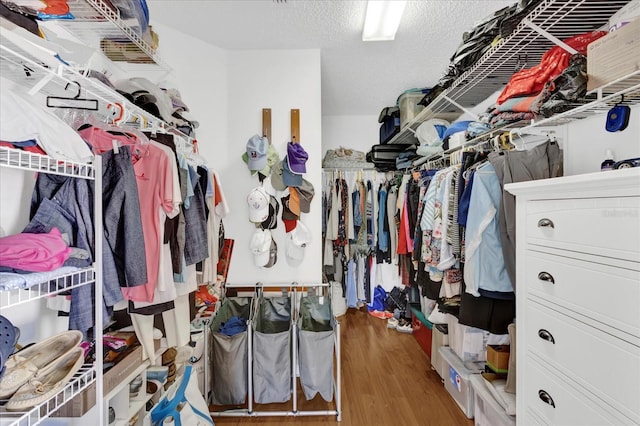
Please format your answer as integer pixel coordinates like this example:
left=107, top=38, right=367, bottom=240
left=122, top=143, right=177, bottom=303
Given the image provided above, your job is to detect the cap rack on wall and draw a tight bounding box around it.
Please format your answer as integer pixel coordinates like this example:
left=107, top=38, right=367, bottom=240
left=291, top=109, right=300, bottom=143
left=262, top=108, right=272, bottom=143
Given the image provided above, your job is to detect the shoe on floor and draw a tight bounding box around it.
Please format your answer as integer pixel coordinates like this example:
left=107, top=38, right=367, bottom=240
left=5, top=347, right=84, bottom=411
left=396, top=318, right=413, bottom=334
left=0, top=330, right=82, bottom=399
left=387, top=317, right=399, bottom=329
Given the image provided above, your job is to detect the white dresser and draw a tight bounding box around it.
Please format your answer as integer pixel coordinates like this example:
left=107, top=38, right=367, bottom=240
left=505, top=168, right=640, bottom=425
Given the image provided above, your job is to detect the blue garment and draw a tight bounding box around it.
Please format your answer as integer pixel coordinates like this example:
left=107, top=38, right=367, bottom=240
left=367, top=285, right=386, bottom=312
left=219, top=316, right=247, bottom=336
left=377, top=188, right=388, bottom=252
left=457, top=170, right=475, bottom=226
left=352, top=190, right=362, bottom=227
left=345, top=260, right=358, bottom=308
left=183, top=165, right=208, bottom=266
left=463, top=162, right=513, bottom=296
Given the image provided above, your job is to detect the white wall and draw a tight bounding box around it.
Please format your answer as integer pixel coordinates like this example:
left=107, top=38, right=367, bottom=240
left=224, top=49, right=322, bottom=285
left=563, top=105, right=640, bottom=175
left=145, top=25, right=323, bottom=285
left=322, top=114, right=378, bottom=156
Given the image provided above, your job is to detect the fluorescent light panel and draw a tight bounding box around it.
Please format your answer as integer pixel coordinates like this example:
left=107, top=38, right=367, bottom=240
left=362, top=0, right=407, bottom=41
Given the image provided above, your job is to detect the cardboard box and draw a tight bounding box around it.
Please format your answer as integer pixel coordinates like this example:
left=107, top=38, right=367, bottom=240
left=587, top=18, right=640, bottom=91
left=53, top=345, right=144, bottom=417
left=486, top=344, right=510, bottom=373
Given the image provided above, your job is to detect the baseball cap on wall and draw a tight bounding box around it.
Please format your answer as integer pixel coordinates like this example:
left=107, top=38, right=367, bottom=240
left=242, top=143, right=279, bottom=177
left=294, top=179, right=315, bottom=213
left=264, top=236, right=278, bottom=268
left=286, top=142, right=308, bottom=175
left=271, top=160, right=286, bottom=191
left=250, top=228, right=272, bottom=267
left=247, top=186, right=270, bottom=223
left=260, top=195, right=280, bottom=230
left=246, top=134, right=269, bottom=171
left=282, top=159, right=302, bottom=187
left=285, top=221, right=311, bottom=267
left=281, top=195, right=299, bottom=221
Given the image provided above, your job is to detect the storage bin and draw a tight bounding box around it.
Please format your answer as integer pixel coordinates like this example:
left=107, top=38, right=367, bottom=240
left=410, top=307, right=432, bottom=358
left=431, top=324, right=449, bottom=380
left=469, top=374, right=516, bottom=426
left=297, top=295, right=335, bottom=402
left=252, top=295, right=292, bottom=404
left=447, top=314, right=490, bottom=362
left=399, top=91, right=426, bottom=129
left=440, top=346, right=484, bottom=419
left=209, top=297, right=253, bottom=405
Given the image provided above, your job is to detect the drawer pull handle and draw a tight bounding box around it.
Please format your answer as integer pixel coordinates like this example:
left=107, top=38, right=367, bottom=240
left=537, top=218, right=555, bottom=228
left=537, top=272, right=555, bottom=284
left=538, top=390, right=555, bottom=408
left=538, top=329, right=555, bottom=344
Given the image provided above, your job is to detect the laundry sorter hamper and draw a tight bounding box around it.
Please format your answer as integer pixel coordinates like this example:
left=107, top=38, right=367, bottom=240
left=296, top=294, right=336, bottom=402
left=251, top=292, right=293, bottom=404
left=209, top=296, right=253, bottom=405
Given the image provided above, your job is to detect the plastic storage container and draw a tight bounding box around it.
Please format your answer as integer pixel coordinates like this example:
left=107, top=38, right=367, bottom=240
left=431, top=324, right=449, bottom=380
left=469, top=374, right=516, bottom=426
left=399, top=91, right=426, bottom=129
left=447, top=314, right=490, bottom=362
left=411, top=308, right=433, bottom=358
left=440, top=346, right=484, bottom=419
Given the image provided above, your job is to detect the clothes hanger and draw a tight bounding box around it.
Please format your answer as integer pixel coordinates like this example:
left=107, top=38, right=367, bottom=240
left=46, top=81, right=99, bottom=111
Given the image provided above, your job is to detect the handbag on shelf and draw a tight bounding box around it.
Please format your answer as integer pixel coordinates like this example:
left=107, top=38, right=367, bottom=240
left=148, top=365, right=214, bottom=426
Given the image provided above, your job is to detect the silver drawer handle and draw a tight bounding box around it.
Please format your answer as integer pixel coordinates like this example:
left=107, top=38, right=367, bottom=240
left=537, top=218, right=555, bottom=228
left=537, top=272, right=555, bottom=284
left=538, top=329, right=555, bottom=344
left=538, top=389, right=555, bottom=408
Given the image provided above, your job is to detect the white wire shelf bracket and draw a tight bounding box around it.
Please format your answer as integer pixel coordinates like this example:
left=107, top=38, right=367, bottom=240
left=0, top=147, right=95, bottom=179
left=388, top=0, right=632, bottom=145
left=0, top=364, right=96, bottom=426
left=41, top=0, right=170, bottom=69
left=0, top=267, right=96, bottom=310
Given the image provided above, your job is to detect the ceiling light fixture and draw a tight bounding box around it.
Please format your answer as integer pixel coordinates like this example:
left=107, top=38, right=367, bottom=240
left=362, top=0, right=407, bottom=41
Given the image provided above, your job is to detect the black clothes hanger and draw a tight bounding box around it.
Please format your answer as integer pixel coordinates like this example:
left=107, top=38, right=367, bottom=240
left=46, top=81, right=99, bottom=110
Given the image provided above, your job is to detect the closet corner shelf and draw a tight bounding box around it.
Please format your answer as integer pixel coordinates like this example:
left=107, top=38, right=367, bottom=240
left=0, top=364, right=95, bottom=426
left=41, top=0, right=169, bottom=70
left=0, top=267, right=96, bottom=310
left=388, top=0, right=632, bottom=146
left=0, top=147, right=95, bottom=179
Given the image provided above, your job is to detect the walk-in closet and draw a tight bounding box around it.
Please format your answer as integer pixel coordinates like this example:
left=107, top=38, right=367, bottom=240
left=0, top=0, right=638, bottom=425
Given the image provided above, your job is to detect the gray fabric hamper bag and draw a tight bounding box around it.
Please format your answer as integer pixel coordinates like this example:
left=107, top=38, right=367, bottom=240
left=252, top=296, right=292, bottom=404
left=210, top=297, right=252, bottom=405
left=297, top=295, right=335, bottom=402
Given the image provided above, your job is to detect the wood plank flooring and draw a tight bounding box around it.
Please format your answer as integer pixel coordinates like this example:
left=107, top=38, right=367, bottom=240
left=210, top=308, right=473, bottom=425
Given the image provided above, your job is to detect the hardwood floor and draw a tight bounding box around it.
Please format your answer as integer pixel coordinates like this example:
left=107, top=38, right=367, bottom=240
left=210, top=308, right=473, bottom=425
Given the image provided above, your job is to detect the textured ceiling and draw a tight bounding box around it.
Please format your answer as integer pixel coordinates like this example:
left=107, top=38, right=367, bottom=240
left=147, top=0, right=515, bottom=116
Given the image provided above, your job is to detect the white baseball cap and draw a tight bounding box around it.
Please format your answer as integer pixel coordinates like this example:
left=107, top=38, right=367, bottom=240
left=250, top=228, right=272, bottom=267
left=285, top=221, right=311, bottom=267
left=247, top=187, right=269, bottom=223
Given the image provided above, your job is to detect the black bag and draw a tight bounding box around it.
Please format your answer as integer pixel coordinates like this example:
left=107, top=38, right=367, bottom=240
left=379, top=107, right=400, bottom=144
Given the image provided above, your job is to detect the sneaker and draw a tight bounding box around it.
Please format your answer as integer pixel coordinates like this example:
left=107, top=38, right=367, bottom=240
left=396, top=318, right=413, bottom=334
left=5, top=347, right=84, bottom=411
left=387, top=317, right=399, bottom=329
left=0, top=330, right=82, bottom=399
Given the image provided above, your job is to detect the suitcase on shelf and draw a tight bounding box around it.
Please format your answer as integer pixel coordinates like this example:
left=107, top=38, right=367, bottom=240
left=379, top=107, right=400, bottom=144
left=367, top=143, right=416, bottom=171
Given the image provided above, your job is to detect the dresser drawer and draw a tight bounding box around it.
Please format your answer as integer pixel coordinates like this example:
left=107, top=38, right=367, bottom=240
left=524, top=355, right=629, bottom=425
left=525, top=197, right=640, bottom=262
left=524, top=250, right=640, bottom=339
left=525, top=301, right=640, bottom=421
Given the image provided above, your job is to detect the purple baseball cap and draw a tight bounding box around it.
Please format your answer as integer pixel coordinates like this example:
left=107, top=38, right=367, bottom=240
left=286, top=142, right=308, bottom=175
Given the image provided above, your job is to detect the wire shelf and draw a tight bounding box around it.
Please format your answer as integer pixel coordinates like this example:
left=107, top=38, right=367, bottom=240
left=41, top=0, right=169, bottom=69
left=0, top=147, right=95, bottom=179
left=0, top=31, right=192, bottom=144
left=0, top=364, right=96, bottom=426
left=388, top=0, right=633, bottom=145
left=0, top=267, right=96, bottom=310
